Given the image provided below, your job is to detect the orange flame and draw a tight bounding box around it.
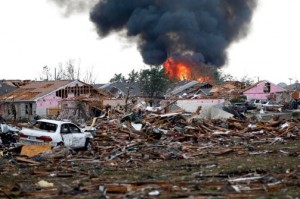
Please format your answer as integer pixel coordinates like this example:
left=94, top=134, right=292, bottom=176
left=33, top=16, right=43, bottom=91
left=163, top=57, right=191, bottom=80
left=163, top=57, right=211, bottom=82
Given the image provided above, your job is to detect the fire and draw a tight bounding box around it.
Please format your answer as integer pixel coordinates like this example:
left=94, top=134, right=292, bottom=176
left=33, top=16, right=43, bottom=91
left=163, top=57, right=211, bottom=82
left=197, top=76, right=210, bottom=82
left=163, top=58, right=191, bottom=80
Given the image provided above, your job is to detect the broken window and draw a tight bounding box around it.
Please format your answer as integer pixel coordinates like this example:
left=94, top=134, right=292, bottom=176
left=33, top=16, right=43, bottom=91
left=33, top=121, right=57, bottom=132
left=25, top=104, right=28, bottom=114
left=264, top=82, right=271, bottom=93
left=29, top=103, right=33, bottom=115
left=56, top=89, right=68, bottom=98
left=68, top=123, right=81, bottom=133
left=25, top=103, right=32, bottom=115
left=73, top=84, right=79, bottom=96
left=61, top=124, right=70, bottom=134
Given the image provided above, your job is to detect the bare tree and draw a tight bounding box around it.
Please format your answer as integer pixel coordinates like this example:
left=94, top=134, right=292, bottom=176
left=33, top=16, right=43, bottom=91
left=240, top=75, right=254, bottom=87
left=55, top=63, right=65, bottom=80
left=41, top=65, right=52, bottom=81
left=56, top=59, right=81, bottom=80
left=39, top=59, right=98, bottom=83
left=65, top=60, right=76, bottom=80
left=83, top=66, right=97, bottom=84
left=124, top=70, right=139, bottom=112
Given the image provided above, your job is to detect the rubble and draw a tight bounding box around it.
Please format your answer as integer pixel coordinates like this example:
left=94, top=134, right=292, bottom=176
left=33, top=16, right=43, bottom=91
left=0, top=106, right=300, bottom=198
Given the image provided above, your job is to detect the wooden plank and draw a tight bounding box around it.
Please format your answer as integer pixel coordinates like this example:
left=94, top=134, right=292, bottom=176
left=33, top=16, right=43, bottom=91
left=21, top=145, right=52, bottom=158
left=15, top=157, right=40, bottom=164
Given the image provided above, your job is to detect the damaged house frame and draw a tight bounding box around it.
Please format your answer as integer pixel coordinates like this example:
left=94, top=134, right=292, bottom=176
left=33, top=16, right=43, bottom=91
left=0, top=80, right=106, bottom=121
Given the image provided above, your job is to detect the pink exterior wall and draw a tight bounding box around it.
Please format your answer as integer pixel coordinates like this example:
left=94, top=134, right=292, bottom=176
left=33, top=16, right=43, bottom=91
left=36, top=93, right=63, bottom=115
left=243, top=81, right=285, bottom=100
left=36, top=81, right=86, bottom=116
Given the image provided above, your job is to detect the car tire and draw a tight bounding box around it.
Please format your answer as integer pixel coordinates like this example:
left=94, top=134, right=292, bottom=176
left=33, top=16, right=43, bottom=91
left=84, top=139, right=93, bottom=151
left=57, top=142, right=64, bottom=147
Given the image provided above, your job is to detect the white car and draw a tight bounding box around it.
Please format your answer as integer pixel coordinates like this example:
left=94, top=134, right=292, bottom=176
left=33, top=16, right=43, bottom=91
left=250, top=99, right=267, bottom=109
left=19, top=119, right=93, bottom=150
left=262, top=101, right=284, bottom=111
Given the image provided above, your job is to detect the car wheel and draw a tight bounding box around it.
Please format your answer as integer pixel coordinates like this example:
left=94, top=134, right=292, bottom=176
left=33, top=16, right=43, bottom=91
left=84, top=139, right=93, bottom=151
left=57, top=142, right=64, bottom=147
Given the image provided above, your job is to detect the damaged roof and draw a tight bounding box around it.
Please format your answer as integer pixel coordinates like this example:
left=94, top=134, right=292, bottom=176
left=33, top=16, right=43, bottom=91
left=0, top=80, right=19, bottom=96
left=284, top=82, right=300, bottom=91
left=166, top=80, right=212, bottom=97
left=211, top=81, right=247, bottom=93
left=0, top=80, right=74, bottom=101
left=100, top=82, right=144, bottom=97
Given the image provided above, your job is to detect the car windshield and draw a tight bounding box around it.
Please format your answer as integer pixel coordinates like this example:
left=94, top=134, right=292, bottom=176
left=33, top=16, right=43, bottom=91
left=33, top=121, right=57, bottom=132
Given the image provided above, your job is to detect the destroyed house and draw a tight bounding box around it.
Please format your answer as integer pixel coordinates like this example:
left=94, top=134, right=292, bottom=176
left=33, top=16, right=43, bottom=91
left=0, top=80, right=19, bottom=96
left=165, top=80, right=212, bottom=98
left=243, top=80, right=286, bottom=101
left=210, top=81, right=247, bottom=99
left=283, top=82, right=300, bottom=100
left=284, top=82, right=300, bottom=92
left=0, top=80, right=30, bottom=117
left=99, top=82, right=144, bottom=98
left=0, top=80, right=102, bottom=121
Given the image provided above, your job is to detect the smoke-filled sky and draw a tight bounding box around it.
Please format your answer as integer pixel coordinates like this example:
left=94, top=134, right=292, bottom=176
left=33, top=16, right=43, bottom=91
left=0, top=0, right=299, bottom=84
left=90, top=0, right=257, bottom=67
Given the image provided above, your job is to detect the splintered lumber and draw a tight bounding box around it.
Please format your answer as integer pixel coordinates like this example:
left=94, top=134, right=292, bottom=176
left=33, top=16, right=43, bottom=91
left=15, top=157, right=40, bottom=165
left=152, top=118, right=169, bottom=126
left=209, top=148, right=233, bottom=156
left=204, top=122, right=230, bottom=132
left=1, top=107, right=300, bottom=198
left=32, top=170, right=51, bottom=176
left=198, top=123, right=214, bottom=133
left=278, top=125, right=295, bottom=137
left=63, top=167, right=90, bottom=176
left=119, top=129, right=141, bottom=139
left=143, top=115, right=160, bottom=121
left=256, top=125, right=274, bottom=131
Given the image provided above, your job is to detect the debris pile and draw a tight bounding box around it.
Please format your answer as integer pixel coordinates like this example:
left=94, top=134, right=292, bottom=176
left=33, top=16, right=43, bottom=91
left=0, top=110, right=300, bottom=198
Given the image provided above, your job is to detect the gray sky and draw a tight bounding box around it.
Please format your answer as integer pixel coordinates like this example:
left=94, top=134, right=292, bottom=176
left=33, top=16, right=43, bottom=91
left=0, top=0, right=299, bottom=84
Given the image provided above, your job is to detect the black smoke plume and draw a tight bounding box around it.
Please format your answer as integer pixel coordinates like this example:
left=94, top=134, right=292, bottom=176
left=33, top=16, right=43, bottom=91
left=90, top=0, right=257, bottom=67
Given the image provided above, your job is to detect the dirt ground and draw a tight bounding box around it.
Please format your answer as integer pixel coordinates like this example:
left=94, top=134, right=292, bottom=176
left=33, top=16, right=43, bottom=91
left=1, top=111, right=300, bottom=198
left=0, top=140, right=299, bottom=198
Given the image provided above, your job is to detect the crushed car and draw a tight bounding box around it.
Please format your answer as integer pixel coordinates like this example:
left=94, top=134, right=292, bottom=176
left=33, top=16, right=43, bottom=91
left=232, top=102, right=248, bottom=113
left=250, top=99, right=267, bottom=110
left=0, top=123, right=20, bottom=146
left=262, top=101, right=284, bottom=112
left=18, top=119, right=93, bottom=150
left=244, top=101, right=257, bottom=110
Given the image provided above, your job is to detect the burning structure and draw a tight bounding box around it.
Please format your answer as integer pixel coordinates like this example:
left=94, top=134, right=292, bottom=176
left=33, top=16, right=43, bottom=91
left=163, top=56, right=216, bottom=83
left=49, top=0, right=258, bottom=82
left=90, top=0, right=258, bottom=81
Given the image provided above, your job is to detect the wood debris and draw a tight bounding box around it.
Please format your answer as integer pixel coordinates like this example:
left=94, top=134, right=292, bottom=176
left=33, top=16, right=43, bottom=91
left=0, top=109, right=300, bottom=198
